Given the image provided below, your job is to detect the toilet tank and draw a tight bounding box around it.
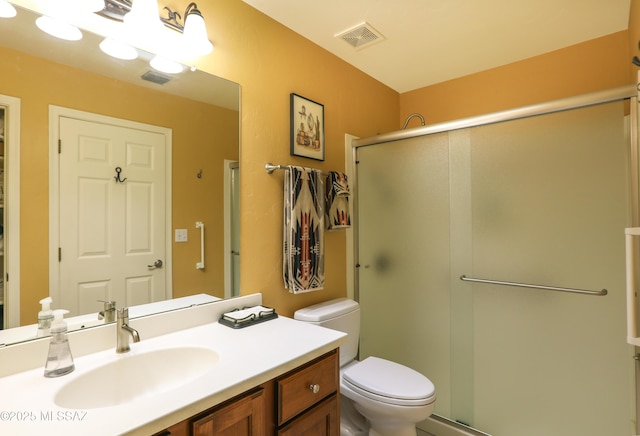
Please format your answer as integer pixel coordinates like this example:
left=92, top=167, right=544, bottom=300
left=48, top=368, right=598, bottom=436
left=294, top=298, right=360, bottom=367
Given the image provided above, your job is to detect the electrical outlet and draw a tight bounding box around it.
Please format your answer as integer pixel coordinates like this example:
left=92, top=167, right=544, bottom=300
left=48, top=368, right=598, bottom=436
left=175, top=229, right=188, bottom=242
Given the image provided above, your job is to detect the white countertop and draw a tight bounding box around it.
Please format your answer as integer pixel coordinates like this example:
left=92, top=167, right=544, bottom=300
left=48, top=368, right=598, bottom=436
left=0, top=297, right=346, bottom=435
left=0, top=293, right=221, bottom=346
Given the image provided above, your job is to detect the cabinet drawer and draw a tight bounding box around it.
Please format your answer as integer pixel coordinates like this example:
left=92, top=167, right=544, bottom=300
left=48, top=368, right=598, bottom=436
left=277, top=350, right=339, bottom=425
left=277, top=394, right=339, bottom=436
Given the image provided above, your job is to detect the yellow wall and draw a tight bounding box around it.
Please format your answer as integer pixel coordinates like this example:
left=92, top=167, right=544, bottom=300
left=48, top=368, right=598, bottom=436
left=6, top=0, right=638, bottom=321
left=193, top=1, right=400, bottom=316
left=185, top=0, right=637, bottom=317
left=399, top=31, right=631, bottom=126
left=0, top=45, right=238, bottom=323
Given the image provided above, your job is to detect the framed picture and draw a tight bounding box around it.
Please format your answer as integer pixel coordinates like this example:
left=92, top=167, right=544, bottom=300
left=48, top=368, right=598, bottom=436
left=290, top=93, right=324, bottom=161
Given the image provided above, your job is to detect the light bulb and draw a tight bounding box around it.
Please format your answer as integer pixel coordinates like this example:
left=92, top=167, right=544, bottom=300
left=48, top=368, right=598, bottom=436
left=65, top=0, right=105, bottom=13
left=83, top=0, right=105, bottom=13
left=150, top=55, right=184, bottom=74
left=124, top=0, right=164, bottom=34
left=100, top=38, right=138, bottom=60
left=0, top=0, right=17, bottom=18
left=183, top=10, right=213, bottom=56
left=36, top=16, right=82, bottom=41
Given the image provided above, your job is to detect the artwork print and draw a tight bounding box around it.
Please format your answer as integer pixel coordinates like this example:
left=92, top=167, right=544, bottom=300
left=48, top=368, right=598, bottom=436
left=290, top=93, right=324, bottom=161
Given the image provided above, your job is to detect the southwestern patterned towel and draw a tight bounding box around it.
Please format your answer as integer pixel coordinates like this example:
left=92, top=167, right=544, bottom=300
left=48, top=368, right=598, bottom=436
left=283, top=166, right=325, bottom=293
left=325, top=171, right=351, bottom=230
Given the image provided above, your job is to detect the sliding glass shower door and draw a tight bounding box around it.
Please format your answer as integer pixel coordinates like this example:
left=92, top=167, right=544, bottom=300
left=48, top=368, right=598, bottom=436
left=356, top=101, right=634, bottom=435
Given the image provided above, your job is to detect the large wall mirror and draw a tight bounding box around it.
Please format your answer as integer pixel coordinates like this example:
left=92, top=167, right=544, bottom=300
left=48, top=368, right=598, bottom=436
left=0, top=3, right=240, bottom=345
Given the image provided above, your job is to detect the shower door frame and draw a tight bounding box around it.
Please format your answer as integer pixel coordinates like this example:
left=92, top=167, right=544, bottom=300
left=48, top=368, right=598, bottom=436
left=349, top=84, right=639, bottom=435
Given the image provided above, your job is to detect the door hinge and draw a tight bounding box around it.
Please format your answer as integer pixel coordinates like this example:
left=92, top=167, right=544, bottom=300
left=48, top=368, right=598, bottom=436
left=58, top=139, right=62, bottom=154
left=58, top=247, right=62, bottom=262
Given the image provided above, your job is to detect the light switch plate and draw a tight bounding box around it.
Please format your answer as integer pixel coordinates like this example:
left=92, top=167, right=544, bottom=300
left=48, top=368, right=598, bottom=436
left=175, top=229, right=188, bottom=242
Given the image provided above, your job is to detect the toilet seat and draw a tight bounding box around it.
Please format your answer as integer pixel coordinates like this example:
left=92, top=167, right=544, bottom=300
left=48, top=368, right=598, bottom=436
left=343, top=356, right=436, bottom=407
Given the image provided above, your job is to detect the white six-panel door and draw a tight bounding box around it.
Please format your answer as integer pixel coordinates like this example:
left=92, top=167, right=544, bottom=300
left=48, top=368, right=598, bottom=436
left=53, top=111, right=170, bottom=316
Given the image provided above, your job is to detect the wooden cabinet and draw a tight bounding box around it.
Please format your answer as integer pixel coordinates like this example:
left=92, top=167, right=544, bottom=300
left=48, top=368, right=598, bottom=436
left=277, top=395, right=338, bottom=436
left=275, top=350, right=339, bottom=435
left=192, top=387, right=265, bottom=436
left=152, top=387, right=265, bottom=436
left=153, top=349, right=339, bottom=436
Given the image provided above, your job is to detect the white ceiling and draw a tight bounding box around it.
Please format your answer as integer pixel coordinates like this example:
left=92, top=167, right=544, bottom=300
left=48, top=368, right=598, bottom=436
left=242, top=0, right=631, bottom=93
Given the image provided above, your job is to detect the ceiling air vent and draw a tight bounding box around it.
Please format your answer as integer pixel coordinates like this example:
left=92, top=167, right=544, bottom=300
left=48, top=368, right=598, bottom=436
left=335, top=22, right=385, bottom=50
left=141, top=70, right=172, bottom=85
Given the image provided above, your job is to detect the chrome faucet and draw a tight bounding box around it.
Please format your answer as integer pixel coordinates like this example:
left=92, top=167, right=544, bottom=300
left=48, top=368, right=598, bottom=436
left=98, top=300, right=116, bottom=323
left=116, top=308, right=140, bottom=353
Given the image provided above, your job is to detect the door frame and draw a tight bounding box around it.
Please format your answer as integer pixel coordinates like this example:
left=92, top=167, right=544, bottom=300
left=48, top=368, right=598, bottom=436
left=223, top=159, right=239, bottom=298
left=48, top=106, right=173, bottom=306
left=0, top=94, right=20, bottom=328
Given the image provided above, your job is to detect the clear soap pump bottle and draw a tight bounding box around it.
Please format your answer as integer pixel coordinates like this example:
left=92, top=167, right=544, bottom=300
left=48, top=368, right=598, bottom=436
left=44, top=309, right=75, bottom=378
left=37, top=297, right=53, bottom=337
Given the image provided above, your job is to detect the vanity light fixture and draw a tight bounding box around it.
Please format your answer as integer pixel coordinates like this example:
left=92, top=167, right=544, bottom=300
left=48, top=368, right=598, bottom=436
left=27, top=0, right=212, bottom=75
left=0, top=0, right=17, bottom=18
left=100, top=0, right=212, bottom=73
left=100, top=1, right=213, bottom=56
left=34, top=0, right=105, bottom=41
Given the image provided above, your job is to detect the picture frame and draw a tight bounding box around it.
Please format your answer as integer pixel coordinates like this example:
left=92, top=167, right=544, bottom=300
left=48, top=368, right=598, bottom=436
left=290, top=93, right=324, bottom=161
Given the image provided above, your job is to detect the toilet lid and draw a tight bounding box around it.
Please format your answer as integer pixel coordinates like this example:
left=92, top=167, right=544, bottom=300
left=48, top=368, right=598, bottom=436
left=343, top=356, right=435, bottom=402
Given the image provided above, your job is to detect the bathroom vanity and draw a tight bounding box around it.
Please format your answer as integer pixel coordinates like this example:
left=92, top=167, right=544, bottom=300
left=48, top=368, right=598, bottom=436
left=155, top=350, right=339, bottom=435
left=0, top=294, right=346, bottom=435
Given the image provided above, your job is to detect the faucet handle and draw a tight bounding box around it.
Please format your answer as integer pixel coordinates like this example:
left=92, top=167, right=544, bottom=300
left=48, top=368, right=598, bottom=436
left=117, top=307, right=129, bottom=320
left=97, top=300, right=117, bottom=321
left=98, top=300, right=116, bottom=310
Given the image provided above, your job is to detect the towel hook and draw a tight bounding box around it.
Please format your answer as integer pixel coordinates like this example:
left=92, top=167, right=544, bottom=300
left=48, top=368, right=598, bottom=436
left=114, top=167, right=127, bottom=183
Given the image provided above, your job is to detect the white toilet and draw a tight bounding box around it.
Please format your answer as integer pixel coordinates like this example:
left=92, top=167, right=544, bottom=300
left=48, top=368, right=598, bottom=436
left=294, top=298, right=436, bottom=436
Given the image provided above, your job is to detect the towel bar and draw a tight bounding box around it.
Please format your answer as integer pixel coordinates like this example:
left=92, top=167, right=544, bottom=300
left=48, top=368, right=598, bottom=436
left=265, top=162, right=328, bottom=177
left=459, top=275, right=607, bottom=296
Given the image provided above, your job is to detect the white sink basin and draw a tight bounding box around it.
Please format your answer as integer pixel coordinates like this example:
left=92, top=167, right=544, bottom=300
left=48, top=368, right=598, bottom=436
left=55, top=346, right=219, bottom=409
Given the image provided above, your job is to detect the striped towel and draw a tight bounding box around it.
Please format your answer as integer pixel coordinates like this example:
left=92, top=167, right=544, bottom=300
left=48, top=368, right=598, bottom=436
left=325, top=171, right=351, bottom=230
left=283, top=166, right=325, bottom=293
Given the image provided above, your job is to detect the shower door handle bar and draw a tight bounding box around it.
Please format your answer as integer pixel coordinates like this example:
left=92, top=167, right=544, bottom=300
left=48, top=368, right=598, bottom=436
left=459, top=275, right=607, bottom=296
left=625, top=228, right=640, bottom=346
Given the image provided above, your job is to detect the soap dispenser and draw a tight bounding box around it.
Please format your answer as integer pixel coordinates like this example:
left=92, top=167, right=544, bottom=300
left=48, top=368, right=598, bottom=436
left=44, top=309, right=75, bottom=378
left=37, top=297, right=54, bottom=338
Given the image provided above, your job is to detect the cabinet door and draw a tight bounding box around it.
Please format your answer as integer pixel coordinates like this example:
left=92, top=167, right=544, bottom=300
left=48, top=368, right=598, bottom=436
left=277, top=395, right=338, bottom=436
left=277, top=350, right=339, bottom=425
left=192, top=387, right=265, bottom=436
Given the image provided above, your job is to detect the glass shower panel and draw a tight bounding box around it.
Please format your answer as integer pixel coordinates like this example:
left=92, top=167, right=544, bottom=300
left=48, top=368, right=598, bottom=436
left=357, top=132, right=454, bottom=418
left=356, top=100, right=634, bottom=435
left=468, top=101, right=632, bottom=435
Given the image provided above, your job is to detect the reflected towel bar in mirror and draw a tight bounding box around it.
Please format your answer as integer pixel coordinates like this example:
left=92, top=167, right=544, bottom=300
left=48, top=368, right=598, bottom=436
left=459, top=275, right=607, bottom=296
left=265, top=162, right=329, bottom=177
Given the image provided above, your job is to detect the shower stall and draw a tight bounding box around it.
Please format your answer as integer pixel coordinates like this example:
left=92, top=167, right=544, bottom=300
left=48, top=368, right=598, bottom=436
left=352, top=87, right=637, bottom=435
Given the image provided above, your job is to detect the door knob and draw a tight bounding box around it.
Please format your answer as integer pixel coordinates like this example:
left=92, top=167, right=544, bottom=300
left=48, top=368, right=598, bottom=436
left=147, top=259, right=163, bottom=269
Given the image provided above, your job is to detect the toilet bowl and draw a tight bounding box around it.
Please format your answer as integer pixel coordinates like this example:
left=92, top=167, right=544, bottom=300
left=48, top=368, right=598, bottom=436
left=294, top=298, right=436, bottom=436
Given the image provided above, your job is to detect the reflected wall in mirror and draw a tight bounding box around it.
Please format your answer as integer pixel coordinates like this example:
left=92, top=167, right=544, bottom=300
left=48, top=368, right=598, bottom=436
left=0, top=4, right=240, bottom=345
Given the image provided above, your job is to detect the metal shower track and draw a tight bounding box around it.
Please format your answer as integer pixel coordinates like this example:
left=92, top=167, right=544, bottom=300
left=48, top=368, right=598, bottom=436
left=352, top=85, right=635, bottom=147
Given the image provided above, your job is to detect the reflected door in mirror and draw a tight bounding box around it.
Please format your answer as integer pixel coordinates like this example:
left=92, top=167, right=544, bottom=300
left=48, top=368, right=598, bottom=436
left=58, top=115, right=168, bottom=316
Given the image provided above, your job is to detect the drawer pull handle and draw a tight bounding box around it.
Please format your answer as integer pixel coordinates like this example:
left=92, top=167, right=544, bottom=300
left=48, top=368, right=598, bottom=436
left=309, top=384, right=320, bottom=394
